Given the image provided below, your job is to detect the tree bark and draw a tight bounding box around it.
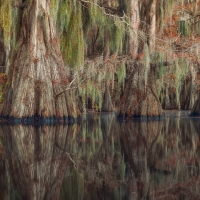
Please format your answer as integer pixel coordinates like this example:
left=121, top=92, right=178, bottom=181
left=190, top=92, right=200, bottom=116
left=181, top=74, right=197, bottom=110
left=129, top=0, right=140, bottom=56
left=118, top=62, right=162, bottom=118
left=148, top=0, right=157, bottom=52
left=2, top=0, right=80, bottom=120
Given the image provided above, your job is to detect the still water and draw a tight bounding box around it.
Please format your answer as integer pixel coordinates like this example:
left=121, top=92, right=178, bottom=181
left=0, top=111, right=200, bottom=200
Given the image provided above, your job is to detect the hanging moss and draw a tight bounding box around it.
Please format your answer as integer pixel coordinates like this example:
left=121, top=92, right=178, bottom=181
left=109, top=21, right=124, bottom=54
left=57, top=0, right=72, bottom=33
left=59, top=2, right=84, bottom=68
left=156, top=56, right=189, bottom=109
left=50, top=0, right=59, bottom=21
left=156, top=0, right=173, bottom=29
left=157, top=0, right=164, bottom=28
left=79, top=80, right=103, bottom=110
left=174, top=58, right=189, bottom=107
left=82, top=2, right=91, bottom=35
left=86, top=3, right=125, bottom=56
left=152, top=52, right=166, bottom=78
left=9, top=1, right=23, bottom=58
left=0, top=0, right=11, bottom=46
left=116, top=61, right=126, bottom=87
left=178, top=20, right=191, bottom=37
left=89, top=4, right=106, bottom=27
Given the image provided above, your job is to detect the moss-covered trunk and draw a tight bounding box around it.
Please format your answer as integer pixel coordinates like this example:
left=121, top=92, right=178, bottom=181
left=101, top=89, right=114, bottom=112
left=190, top=93, right=200, bottom=116
left=129, top=0, right=140, bottom=56
left=119, top=62, right=162, bottom=118
left=2, top=0, right=80, bottom=119
left=181, top=73, right=197, bottom=110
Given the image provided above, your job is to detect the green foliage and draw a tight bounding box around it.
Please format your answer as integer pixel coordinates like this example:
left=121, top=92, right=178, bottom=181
left=109, top=21, right=124, bottom=54
left=178, top=20, right=191, bottom=37
left=10, top=1, right=22, bottom=57
left=57, top=0, right=72, bottom=33
left=82, top=3, right=91, bottom=34
left=0, top=0, right=11, bottom=45
left=156, top=56, right=189, bottom=108
left=59, top=2, right=84, bottom=68
left=86, top=4, right=125, bottom=55
left=153, top=52, right=166, bottom=78
left=50, top=0, right=59, bottom=20
left=174, top=58, right=188, bottom=107
left=87, top=80, right=103, bottom=110
left=156, top=0, right=173, bottom=29
left=116, top=61, right=126, bottom=87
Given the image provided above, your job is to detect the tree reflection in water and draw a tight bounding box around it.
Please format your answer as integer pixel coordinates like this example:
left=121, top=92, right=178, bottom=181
left=1, top=113, right=200, bottom=200
left=119, top=117, right=200, bottom=200
left=0, top=124, right=79, bottom=200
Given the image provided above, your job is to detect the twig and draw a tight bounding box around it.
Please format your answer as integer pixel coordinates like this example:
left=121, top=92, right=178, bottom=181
left=55, top=78, right=86, bottom=98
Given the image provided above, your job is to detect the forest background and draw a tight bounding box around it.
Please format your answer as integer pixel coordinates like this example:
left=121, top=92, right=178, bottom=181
left=0, top=0, right=200, bottom=120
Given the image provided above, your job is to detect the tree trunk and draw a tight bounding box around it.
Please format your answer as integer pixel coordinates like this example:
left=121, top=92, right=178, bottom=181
left=101, top=89, right=114, bottom=112
left=102, top=35, right=114, bottom=112
left=129, top=0, right=140, bottom=56
left=180, top=74, right=197, bottom=110
left=148, top=0, right=157, bottom=52
left=118, top=63, right=162, bottom=118
left=190, top=92, right=200, bottom=116
left=2, top=0, right=80, bottom=120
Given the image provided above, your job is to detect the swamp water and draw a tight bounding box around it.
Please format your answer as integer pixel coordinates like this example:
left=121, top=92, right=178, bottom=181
left=0, top=111, right=200, bottom=200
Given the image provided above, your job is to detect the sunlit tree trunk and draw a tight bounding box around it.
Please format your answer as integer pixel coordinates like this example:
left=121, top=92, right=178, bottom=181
left=129, top=0, right=140, bottom=56
left=2, top=0, right=80, bottom=119
left=148, top=0, right=157, bottom=52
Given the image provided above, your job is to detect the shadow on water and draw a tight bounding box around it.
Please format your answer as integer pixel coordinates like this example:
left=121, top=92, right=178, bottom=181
left=0, top=112, right=200, bottom=199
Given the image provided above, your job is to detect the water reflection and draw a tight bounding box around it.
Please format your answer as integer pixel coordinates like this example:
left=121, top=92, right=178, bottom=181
left=0, top=112, right=200, bottom=199
left=0, top=125, right=79, bottom=200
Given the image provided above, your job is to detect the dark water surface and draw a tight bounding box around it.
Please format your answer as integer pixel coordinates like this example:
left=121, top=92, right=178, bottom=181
left=0, top=111, right=200, bottom=200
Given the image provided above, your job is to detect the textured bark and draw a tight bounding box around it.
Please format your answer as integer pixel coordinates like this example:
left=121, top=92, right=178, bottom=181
left=0, top=38, right=5, bottom=67
left=148, top=0, right=157, bottom=52
left=129, top=0, right=140, bottom=56
left=161, top=86, right=179, bottom=110
left=2, top=0, right=80, bottom=119
left=180, top=75, right=197, bottom=110
left=190, top=93, right=200, bottom=116
left=101, top=86, right=114, bottom=112
left=119, top=63, right=162, bottom=118
left=1, top=124, right=79, bottom=200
